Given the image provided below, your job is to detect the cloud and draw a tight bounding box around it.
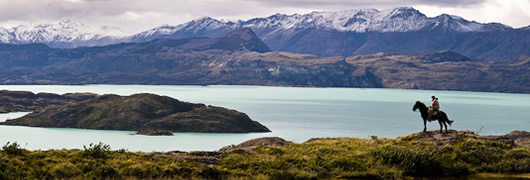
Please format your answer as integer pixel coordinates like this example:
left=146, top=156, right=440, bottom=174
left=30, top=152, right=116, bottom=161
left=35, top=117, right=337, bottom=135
left=0, top=0, right=527, bottom=35
left=248, top=0, right=487, bottom=9
left=415, top=0, right=530, bottom=27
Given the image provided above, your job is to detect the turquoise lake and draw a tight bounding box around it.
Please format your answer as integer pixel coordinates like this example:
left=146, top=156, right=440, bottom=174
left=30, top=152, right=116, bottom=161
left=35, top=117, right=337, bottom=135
left=0, top=85, right=528, bottom=152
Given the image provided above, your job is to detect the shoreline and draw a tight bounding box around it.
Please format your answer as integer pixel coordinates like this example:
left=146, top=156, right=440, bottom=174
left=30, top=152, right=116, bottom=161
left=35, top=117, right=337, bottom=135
left=0, top=83, right=529, bottom=94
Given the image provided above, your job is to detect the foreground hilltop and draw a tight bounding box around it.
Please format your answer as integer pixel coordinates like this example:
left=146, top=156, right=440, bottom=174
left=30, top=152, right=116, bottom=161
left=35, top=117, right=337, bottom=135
left=0, top=91, right=270, bottom=134
left=0, top=130, right=528, bottom=179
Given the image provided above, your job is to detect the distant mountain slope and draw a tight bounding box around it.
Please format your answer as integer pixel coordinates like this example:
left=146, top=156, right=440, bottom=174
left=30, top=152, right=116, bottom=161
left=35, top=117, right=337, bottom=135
left=0, top=7, right=528, bottom=60
left=0, top=29, right=528, bottom=93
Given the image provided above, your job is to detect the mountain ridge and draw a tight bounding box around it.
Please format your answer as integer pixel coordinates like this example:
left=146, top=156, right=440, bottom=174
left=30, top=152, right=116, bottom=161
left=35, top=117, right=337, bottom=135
left=1, top=7, right=527, bottom=60
left=0, top=29, right=527, bottom=93
left=134, top=7, right=518, bottom=40
left=1, top=7, right=527, bottom=46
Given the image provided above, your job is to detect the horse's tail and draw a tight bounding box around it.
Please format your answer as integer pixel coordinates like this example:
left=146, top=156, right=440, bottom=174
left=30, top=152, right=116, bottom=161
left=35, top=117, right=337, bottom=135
left=447, top=119, right=454, bottom=126
left=441, top=111, right=454, bottom=126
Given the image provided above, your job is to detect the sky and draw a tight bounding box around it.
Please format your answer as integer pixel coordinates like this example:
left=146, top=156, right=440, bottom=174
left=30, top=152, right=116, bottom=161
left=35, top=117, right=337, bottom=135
left=0, top=0, right=528, bottom=35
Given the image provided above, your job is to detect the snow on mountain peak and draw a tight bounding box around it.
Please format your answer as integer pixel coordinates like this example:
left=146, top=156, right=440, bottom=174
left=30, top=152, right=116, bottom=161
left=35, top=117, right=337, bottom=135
left=0, top=7, right=517, bottom=48
left=155, top=7, right=511, bottom=33
left=0, top=20, right=124, bottom=45
left=430, top=14, right=512, bottom=32
left=218, top=7, right=429, bottom=32
left=135, top=17, right=233, bottom=38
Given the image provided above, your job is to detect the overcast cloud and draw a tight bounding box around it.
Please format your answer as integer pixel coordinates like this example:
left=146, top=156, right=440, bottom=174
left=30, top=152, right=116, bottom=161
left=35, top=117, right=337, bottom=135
left=0, top=0, right=528, bottom=35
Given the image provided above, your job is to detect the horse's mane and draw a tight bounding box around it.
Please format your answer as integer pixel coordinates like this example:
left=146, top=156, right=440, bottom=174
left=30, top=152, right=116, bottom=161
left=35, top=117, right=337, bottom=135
left=415, top=101, right=428, bottom=109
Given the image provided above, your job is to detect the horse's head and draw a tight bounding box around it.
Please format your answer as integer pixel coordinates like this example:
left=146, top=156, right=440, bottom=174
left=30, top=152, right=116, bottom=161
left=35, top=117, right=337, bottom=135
left=413, top=101, right=421, bottom=111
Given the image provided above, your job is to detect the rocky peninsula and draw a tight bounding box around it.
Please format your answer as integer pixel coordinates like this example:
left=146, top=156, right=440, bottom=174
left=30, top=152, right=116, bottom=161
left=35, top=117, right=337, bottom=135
left=0, top=91, right=270, bottom=134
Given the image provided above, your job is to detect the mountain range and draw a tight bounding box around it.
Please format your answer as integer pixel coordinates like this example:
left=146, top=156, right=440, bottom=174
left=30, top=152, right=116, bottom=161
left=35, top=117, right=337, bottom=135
left=0, top=28, right=528, bottom=93
left=0, top=7, right=528, bottom=60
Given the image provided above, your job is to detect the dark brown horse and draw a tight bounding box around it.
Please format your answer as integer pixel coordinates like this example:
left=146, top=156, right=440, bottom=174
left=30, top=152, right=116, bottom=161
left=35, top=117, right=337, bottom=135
left=412, top=101, right=454, bottom=133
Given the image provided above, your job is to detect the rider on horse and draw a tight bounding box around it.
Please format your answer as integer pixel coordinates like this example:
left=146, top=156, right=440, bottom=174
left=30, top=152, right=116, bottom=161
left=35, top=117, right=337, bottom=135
left=427, top=96, right=440, bottom=121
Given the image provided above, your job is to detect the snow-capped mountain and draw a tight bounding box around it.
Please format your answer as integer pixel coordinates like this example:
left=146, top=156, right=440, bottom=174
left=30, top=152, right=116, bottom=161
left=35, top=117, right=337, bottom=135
left=132, top=7, right=513, bottom=41
left=0, top=7, right=520, bottom=47
left=0, top=20, right=124, bottom=48
left=130, top=17, right=238, bottom=42
left=0, top=7, right=528, bottom=60
left=127, top=7, right=527, bottom=60
left=241, top=7, right=510, bottom=32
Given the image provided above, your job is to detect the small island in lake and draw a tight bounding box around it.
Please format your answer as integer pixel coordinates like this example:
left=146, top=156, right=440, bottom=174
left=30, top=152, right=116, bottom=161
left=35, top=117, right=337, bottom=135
left=0, top=90, right=270, bottom=134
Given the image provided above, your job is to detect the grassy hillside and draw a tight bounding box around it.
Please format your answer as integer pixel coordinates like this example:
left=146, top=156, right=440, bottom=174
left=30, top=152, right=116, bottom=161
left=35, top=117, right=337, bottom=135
left=1, top=130, right=528, bottom=179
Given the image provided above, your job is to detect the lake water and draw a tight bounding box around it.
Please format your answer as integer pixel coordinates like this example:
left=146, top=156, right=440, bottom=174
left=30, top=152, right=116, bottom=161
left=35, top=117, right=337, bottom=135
left=0, top=85, right=528, bottom=152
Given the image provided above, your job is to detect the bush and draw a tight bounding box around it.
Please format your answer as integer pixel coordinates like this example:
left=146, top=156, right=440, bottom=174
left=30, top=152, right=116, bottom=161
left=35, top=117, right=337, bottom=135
left=121, top=163, right=162, bottom=178
left=82, top=142, right=110, bottom=159
left=193, top=166, right=224, bottom=179
left=370, top=145, right=445, bottom=177
left=85, top=164, right=120, bottom=179
left=48, top=162, right=82, bottom=178
left=117, top=148, right=128, bottom=154
left=1, top=141, right=23, bottom=156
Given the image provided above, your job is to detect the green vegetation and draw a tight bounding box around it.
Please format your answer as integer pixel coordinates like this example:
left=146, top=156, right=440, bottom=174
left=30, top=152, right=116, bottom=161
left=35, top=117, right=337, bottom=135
left=0, top=132, right=528, bottom=179
left=1, top=141, right=23, bottom=156
left=82, top=142, right=111, bottom=159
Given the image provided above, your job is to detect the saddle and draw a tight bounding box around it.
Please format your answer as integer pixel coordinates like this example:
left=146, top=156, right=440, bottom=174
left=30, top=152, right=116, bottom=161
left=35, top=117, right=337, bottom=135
left=427, top=108, right=439, bottom=122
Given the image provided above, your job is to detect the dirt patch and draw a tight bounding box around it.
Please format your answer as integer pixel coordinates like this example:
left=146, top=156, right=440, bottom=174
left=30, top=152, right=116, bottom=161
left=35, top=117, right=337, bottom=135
left=405, top=130, right=530, bottom=147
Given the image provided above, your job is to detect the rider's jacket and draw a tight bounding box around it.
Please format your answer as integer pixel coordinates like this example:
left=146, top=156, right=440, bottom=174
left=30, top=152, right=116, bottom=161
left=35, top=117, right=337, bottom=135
left=431, top=99, right=440, bottom=111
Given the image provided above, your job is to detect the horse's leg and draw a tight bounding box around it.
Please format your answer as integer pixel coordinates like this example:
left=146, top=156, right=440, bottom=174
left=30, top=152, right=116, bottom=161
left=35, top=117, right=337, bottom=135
left=423, top=119, right=427, bottom=132
left=443, top=121, right=448, bottom=133
left=438, top=120, right=443, bottom=133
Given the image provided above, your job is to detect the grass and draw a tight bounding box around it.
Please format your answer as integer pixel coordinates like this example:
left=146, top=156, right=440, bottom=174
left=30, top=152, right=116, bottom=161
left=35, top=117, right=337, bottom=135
left=0, top=135, right=528, bottom=179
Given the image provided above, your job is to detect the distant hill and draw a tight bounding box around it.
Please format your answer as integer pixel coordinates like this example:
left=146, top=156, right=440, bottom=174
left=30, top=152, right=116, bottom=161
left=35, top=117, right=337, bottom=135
left=0, top=29, right=528, bottom=93
left=0, top=92, right=270, bottom=133
left=0, top=7, right=528, bottom=60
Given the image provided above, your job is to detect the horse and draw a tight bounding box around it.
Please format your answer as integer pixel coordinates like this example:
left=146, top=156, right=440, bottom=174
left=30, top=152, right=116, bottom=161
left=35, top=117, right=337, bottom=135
left=412, top=101, right=454, bottom=133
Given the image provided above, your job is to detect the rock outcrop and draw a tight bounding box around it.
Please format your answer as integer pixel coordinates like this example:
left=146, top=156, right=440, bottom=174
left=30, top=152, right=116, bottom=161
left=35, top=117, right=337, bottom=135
left=0, top=90, right=97, bottom=113
left=405, top=130, right=530, bottom=147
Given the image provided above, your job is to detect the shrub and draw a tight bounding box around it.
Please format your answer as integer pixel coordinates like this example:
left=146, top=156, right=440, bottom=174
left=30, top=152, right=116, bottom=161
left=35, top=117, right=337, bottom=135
left=85, top=164, right=120, bottom=179
left=117, top=148, right=128, bottom=154
left=1, top=141, right=23, bottom=156
left=121, top=163, right=161, bottom=178
left=369, top=145, right=445, bottom=177
left=82, top=142, right=110, bottom=159
left=193, top=166, right=224, bottom=179
left=48, top=162, right=82, bottom=178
